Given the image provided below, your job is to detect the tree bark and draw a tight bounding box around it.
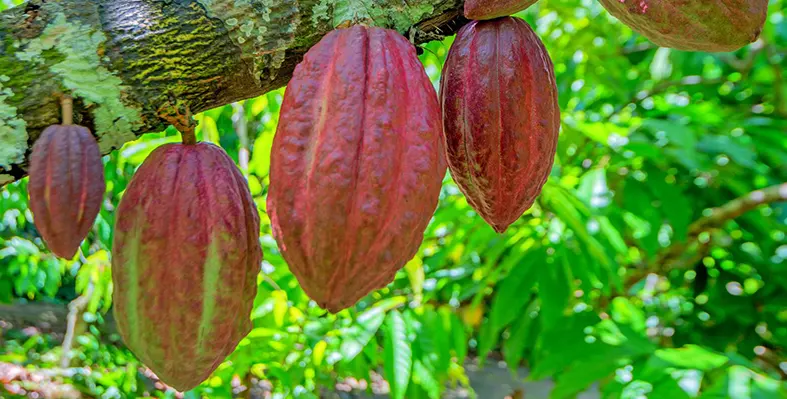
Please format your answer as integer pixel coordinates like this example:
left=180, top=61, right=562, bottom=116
left=0, top=0, right=466, bottom=185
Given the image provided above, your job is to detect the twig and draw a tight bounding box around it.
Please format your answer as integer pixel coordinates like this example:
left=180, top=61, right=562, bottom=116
left=262, top=274, right=281, bottom=291
left=60, top=278, right=95, bottom=368
left=625, top=183, right=787, bottom=289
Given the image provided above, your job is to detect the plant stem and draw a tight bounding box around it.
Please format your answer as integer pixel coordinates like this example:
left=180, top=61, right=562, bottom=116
left=181, top=106, right=197, bottom=145
left=61, top=96, right=73, bottom=126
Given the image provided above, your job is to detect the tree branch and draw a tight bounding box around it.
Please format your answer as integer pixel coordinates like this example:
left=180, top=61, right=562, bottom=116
left=0, top=0, right=465, bottom=185
left=625, top=182, right=787, bottom=288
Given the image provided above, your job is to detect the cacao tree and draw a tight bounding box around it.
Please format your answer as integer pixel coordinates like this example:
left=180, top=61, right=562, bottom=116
left=0, top=0, right=786, bottom=398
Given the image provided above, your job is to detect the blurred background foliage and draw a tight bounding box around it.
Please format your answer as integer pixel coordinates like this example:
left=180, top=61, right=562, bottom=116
left=1, top=0, right=787, bottom=397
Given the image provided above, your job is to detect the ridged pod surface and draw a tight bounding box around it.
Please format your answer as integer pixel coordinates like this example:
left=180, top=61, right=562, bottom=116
left=464, top=0, right=540, bottom=20
left=268, top=26, right=445, bottom=313
left=112, top=143, right=261, bottom=391
left=598, top=0, right=768, bottom=52
left=440, top=17, right=560, bottom=233
left=28, top=125, right=105, bottom=259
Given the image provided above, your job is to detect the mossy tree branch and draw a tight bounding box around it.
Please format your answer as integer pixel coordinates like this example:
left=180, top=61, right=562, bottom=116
left=0, top=0, right=466, bottom=186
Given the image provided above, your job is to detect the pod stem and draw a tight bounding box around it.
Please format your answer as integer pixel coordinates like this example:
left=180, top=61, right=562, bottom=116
left=158, top=101, right=197, bottom=145
left=61, top=96, right=73, bottom=126
left=181, top=107, right=196, bottom=145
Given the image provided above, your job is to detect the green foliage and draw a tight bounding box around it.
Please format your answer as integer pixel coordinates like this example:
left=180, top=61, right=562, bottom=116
left=1, top=0, right=787, bottom=397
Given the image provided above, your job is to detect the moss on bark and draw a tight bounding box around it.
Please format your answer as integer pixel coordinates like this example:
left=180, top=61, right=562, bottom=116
left=0, top=0, right=464, bottom=185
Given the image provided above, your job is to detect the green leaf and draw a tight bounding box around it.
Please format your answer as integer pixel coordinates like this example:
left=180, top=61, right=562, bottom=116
left=644, top=168, right=691, bottom=241
left=700, top=365, right=787, bottom=399
left=610, top=297, right=647, bottom=333
left=641, top=119, right=696, bottom=150
left=502, top=300, right=537, bottom=371
left=552, top=358, right=621, bottom=399
left=412, top=360, right=442, bottom=399
left=423, top=307, right=450, bottom=376
left=476, top=318, right=498, bottom=365
left=541, top=182, right=613, bottom=266
left=697, top=135, right=758, bottom=168
left=384, top=310, right=412, bottom=399
left=451, top=311, right=468, bottom=364
left=537, top=248, right=571, bottom=329
left=652, top=345, right=729, bottom=371
left=489, top=249, right=540, bottom=333
left=530, top=312, right=603, bottom=379
left=339, top=297, right=405, bottom=361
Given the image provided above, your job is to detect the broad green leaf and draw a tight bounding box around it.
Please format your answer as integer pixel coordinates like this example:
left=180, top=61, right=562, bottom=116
left=422, top=307, right=450, bottom=376
left=489, top=249, right=540, bottom=333
left=552, top=358, right=621, bottom=399
left=412, top=360, right=442, bottom=399
left=450, top=311, right=468, bottom=364
left=384, top=310, right=412, bottom=399
left=653, top=345, right=729, bottom=371
left=476, top=318, right=498, bottom=366
left=502, top=300, right=538, bottom=372
left=537, top=248, right=571, bottom=329
left=641, top=119, right=696, bottom=150
left=610, top=297, right=646, bottom=333
left=644, top=168, right=691, bottom=241
left=530, top=312, right=603, bottom=379
left=700, top=365, right=787, bottom=399
left=339, top=297, right=405, bottom=361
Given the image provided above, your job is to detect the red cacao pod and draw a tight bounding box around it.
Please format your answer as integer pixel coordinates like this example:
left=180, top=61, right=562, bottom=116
left=28, top=125, right=105, bottom=259
left=464, top=0, right=539, bottom=20
left=598, top=0, right=768, bottom=52
left=440, top=17, right=560, bottom=233
left=112, top=143, right=261, bottom=391
left=267, top=26, right=445, bottom=313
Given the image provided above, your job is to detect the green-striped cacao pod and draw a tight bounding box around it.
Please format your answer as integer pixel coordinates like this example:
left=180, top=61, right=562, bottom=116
left=440, top=17, right=560, bottom=233
left=464, top=0, right=539, bottom=20
left=28, top=125, right=105, bottom=259
left=268, top=26, right=445, bottom=313
left=112, top=142, right=261, bottom=391
left=598, top=0, right=768, bottom=52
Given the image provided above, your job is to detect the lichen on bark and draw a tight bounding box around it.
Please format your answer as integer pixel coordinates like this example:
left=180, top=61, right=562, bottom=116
left=0, top=0, right=464, bottom=185
left=196, top=0, right=300, bottom=82
left=15, top=11, right=143, bottom=153
left=0, top=75, right=27, bottom=169
left=315, top=0, right=436, bottom=32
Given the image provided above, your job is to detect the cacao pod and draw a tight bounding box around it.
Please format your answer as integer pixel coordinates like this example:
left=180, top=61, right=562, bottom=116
left=598, top=0, right=768, bottom=52
left=112, top=142, right=261, bottom=391
left=28, top=125, right=105, bottom=259
left=440, top=17, right=560, bottom=233
left=464, top=0, right=539, bottom=20
left=267, top=26, right=445, bottom=313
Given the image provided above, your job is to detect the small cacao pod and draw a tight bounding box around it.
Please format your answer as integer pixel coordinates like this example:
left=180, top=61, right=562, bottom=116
left=112, top=142, right=261, bottom=391
left=598, top=0, right=768, bottom=52
left=268, top=26, right=445, bottom=313
left=28, top=125, right=105, bottom=259
left=440, top=17, right=560, bottom=233
left=464, top=0, right=539, bottom=20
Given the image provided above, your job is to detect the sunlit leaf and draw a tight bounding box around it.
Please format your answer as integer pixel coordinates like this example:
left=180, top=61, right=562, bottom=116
left=384, top=310, right=412, bottom=399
